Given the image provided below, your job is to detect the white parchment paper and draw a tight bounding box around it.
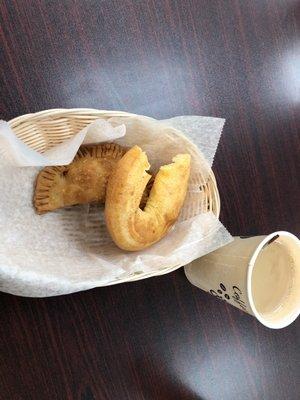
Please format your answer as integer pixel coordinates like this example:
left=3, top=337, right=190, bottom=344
left=0, top=114, right=232, bottom=297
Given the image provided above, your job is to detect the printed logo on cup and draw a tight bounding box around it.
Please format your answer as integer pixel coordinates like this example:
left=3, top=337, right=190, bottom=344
left=210, top=283, right=248, bottom=312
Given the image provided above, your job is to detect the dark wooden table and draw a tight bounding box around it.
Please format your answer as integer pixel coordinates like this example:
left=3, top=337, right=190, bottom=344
left=1, top=1, right=299, bottom=399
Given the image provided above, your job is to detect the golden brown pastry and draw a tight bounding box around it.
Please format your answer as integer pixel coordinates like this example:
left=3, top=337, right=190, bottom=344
left=105, top=145, right=191, bottom=251
left=34, top=143, right=127, bottom=213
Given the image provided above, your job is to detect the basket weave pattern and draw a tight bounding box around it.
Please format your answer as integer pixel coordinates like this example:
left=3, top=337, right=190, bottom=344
left=8, top=109, right=220, bottom=282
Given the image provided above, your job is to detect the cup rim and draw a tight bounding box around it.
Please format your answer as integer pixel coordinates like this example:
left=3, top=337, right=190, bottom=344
left=247, top=231, right=300, bottom=329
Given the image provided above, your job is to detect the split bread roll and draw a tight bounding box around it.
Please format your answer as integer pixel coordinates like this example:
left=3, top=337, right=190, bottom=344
left=105, top=145, right=191, bottom=251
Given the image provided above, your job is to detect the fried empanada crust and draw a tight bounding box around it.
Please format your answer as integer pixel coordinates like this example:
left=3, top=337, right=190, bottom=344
left=34, top=143, right=127, bottom=213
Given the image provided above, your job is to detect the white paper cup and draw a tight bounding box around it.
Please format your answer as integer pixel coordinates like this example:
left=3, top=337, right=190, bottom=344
left=184, top=231, right=300, bottom=329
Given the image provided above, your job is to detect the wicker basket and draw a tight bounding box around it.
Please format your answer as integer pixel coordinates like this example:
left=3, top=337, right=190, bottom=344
left=8, top=108, right=220, bottom=284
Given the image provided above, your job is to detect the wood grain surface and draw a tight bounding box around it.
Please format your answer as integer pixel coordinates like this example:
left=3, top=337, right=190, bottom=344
left=0, top=1, right=299, bottom=399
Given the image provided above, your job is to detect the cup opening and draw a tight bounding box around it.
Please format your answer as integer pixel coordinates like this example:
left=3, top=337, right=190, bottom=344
left=247, top=231, right=300, bottom=329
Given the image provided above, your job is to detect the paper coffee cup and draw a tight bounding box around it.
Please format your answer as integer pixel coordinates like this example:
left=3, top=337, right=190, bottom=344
left=184, top=231, right=300, bottom=329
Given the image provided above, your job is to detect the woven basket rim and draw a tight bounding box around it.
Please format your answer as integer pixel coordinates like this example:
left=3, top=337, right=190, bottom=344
left=6, top=108, right=221, bottom=286
left=9, top=108, right=137, bottom=126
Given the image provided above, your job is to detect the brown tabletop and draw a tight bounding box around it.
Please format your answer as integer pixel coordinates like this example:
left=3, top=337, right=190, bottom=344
left=0, top=1, right=299, bottom=399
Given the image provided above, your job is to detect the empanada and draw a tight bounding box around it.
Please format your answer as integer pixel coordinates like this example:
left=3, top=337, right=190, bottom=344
left=105, top=145, right=191, bottom=251
left=34, top=143, right=127, bottom=213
